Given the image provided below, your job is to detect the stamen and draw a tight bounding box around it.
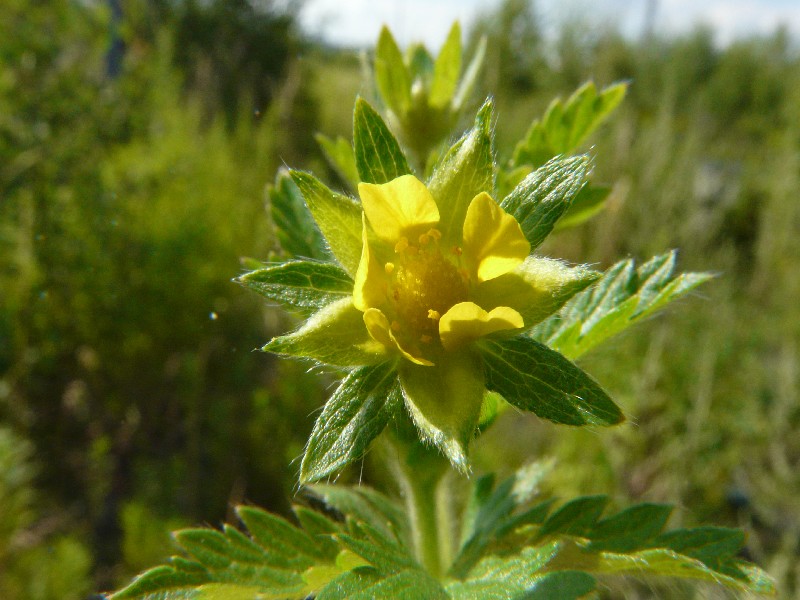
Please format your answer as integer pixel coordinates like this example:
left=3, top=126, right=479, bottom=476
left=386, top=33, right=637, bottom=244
left=427, top=228, right=442, bottom=241
left=459, top=268, right=470, bottom=283
left=384, top=262, right=395, bottom=274
left=451, top=246, right=463, bottom=256
left=427, top=309, right=440, bottom=320
left=418, top=233, right=431, bottom=246
left=394, top=237, right=409, bottom=254
left=390, top=320, right=401, bottom=332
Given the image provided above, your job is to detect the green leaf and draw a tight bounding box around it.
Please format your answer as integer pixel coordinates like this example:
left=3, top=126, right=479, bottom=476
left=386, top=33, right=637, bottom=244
left=374, top=26, right=411, bottom=114
left=585, top=503, right=673, bottom=553
left=537, top=495, right=609, bottom=540
left=500, top=155, right=589, bottom=250
left=316, top=134, right=360, bottom=192
left=289, top=170, right=363, bottom=276
left=427, top=99, right=494, bottom=244
left=471, top=256, right=600, bottom=328
left=238, top=261, right=352, bottom=314
left=453, top=36, right=486, bottom=111
left=554, top=184, right=611, bottom=230
left=267, top=169, right=328, bottom=261
left=399, top=350, right=485, bottom=473
left=353, top=97, right=412, bottom=185
left=301, top=363, right=401, bottom=483
left=446, top=542, right=562, bottom=598
left=519, top=571, right=597, bottom=599
left=533, top=251, right=714, bottom=360
left=430, top=22, right=462, bottom=108
left=480, top=337, right=624, bottom=427
left=319, top=566, right=448, bottom=600
left=512, top=81, right=627, bottom=169
left=264, top=297, right=388, bottom=367
left=337, top=521, right=419, bottom=574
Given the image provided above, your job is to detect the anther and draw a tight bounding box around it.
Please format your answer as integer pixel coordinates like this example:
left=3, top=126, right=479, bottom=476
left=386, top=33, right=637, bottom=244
left=394, top=237, right=409, bottom=254
left=452, top=246, right=463, bottom=256
left=384, top=262, right=395, bottom=274
left=418, top=233, right=431, bottom=246
left=427, top=309, right=441, bottom=320
left=391, top=320, right=401, bottom=332
left=427, top=228, right=442, bottom=241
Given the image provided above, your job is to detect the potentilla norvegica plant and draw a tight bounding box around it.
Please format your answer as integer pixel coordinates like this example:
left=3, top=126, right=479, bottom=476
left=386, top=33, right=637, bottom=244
left=110, top=23, right=775, bottom=599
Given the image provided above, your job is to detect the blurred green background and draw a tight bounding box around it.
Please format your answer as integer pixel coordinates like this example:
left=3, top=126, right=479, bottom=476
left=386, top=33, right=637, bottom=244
left=1, top=0, right=798, bottom=597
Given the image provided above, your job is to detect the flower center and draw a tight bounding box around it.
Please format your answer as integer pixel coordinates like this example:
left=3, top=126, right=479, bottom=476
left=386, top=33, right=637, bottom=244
left=387, top=231, right=468, bottom=340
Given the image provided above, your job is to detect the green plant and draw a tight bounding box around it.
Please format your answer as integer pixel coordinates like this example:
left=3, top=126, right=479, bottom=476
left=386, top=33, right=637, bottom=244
left=109, top=25, right=775, bottom=599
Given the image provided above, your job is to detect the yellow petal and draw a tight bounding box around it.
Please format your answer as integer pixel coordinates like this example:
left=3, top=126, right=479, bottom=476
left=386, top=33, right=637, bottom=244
left=439, top=302, right=523, bottom=351
left=358, top=175, right=440, bottom=242
left=462, top=192, right=530, bottom=282
left=353, top=215, right=387, bottom=311
left=363, top=308, right=434, bottom=366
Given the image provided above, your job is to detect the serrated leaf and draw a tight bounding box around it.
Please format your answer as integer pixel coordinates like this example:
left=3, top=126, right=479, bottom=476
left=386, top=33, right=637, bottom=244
left=374, top=27, right=411, bottom=114
left=174, top=530, right=233, bottom=569
left=585, top=503, right=673, bottom=553
left=500, top=155, right=589, bottom=250
left=480, top=337, right=624, bottom=426
left=399, top=350, right=485, bottom=473
left=289, top=170, right=363, bottom=276
left=110, top=566, right=209, bottom=599
left=267, top=169, right=328, bottom=261
left=533, top=252, right=714, bottom=360
left=337, top=520, right=418, bottom=574
left=427, top=99, right=494, bottom=244
left=446, top=542, right=562, bottom=598
left=353, top=97, right=412, bottom=185
left=537, top=495, right=609, bottom=539
left=512, top=81, right=627, bottom=169
left=554, top=184, right=611, bottom=230
left=319, top=566, right=448, bottom=600
left=316, top=134, right=360, bottom=192
left=236, top=507, right=324, bottom=568
left=238, top=261, right=352, bottom=314
left=301, top=363, right=400, bottom=483
left=264, top=297, right=388, bottom=367
left=430, top=22, right=462, bottom=108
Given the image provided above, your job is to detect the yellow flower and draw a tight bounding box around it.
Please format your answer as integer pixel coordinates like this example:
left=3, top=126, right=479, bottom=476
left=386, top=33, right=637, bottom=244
left=352, top=174, right=530, bottom=366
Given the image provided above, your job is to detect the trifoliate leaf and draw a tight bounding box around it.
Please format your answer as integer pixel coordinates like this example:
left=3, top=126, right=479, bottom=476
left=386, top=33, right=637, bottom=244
left=316, top=133, right=360, bottom=193
left=480, top=337, right=624, bottom=427
left=353, top=97, right=412, bottom=185
left=533, top=251, right=714, bottom=360
left=238, top=261, right=353, bottom=315
left=374, top=27, right=411, bottom=115
left=500, top=155, right=589, bottom=250
left=301, top=363, right=401, bottom=483
left=289, top=170, right=363, bottom=276
left=427, top=99, right=494, bottom=245
left=430, top=22, right=462, bottom=108
left=267, top=169, right=328, bottom=261
left=264, top=297, right=388, bottom=367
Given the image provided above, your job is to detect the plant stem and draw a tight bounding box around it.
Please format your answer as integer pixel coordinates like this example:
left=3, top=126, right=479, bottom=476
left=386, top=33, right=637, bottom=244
left=401, top=463, right=443, bottom=578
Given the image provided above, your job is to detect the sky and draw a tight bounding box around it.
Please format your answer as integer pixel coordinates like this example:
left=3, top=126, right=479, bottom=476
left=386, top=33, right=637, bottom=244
left=299, top=0, right=800, bottom=50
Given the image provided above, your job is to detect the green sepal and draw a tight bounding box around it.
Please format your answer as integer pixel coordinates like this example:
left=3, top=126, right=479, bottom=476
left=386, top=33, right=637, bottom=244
left=480, top=337, right=624, bottom=427
left=353, top=97, right=412, bottom=185
left=300, top=362, right=401, bottom=483
left=500, top=155, right=589, bottom=250
left=374, top=26, right=411, bottom=115
left=267, top=169, right=329, bottom=261
left=471, top=256, right=601, bottom=329
left=289, top=170, right=363, bottom=276
left=554, top=184, right=611, bottom=230
left=264, top=297, right=388, bottom=367
left=534, top=251, right=714, bottom=360
left=429, top=22, right=461, bottom=108
left=399, top=350, right=485, bottom=473
left=512, top=81, right=628, bottom=169
left=316, top=133, right=360, bottom=193
left=427, top=99, right=494, bottom=244
left=237, top=260, right=352, bottom=315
